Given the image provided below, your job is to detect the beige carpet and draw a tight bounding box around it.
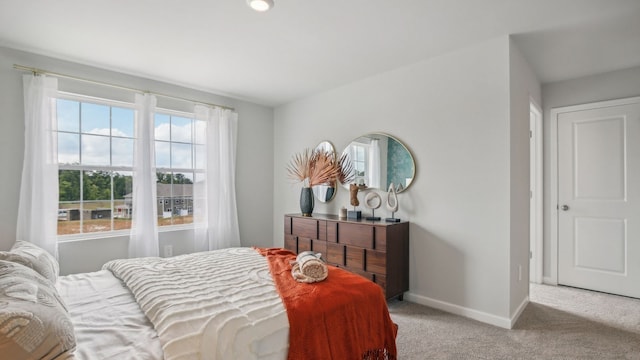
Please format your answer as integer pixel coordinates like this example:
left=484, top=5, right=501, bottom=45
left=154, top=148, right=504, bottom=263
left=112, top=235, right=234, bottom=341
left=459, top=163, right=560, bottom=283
left=388, top=284, right=640, bottom=359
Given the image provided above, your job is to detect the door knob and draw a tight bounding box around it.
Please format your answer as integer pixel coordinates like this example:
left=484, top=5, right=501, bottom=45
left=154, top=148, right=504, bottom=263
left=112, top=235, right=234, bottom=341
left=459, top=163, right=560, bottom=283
left=561, top=205, right=569, bottom=211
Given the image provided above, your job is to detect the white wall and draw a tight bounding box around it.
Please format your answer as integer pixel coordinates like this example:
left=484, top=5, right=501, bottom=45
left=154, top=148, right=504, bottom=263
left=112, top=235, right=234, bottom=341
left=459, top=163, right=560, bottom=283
left=541, top=65, right=640, bottom=279
left=274, top=36, right=532, bottom=327
left=508, top=38, right=542, bottom=321
left=0, top=46, right=275, bottom=274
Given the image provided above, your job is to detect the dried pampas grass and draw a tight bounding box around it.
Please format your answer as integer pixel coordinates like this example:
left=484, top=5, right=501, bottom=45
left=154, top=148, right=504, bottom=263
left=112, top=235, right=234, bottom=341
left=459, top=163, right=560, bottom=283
left=287, top=148, right=352, bottom=188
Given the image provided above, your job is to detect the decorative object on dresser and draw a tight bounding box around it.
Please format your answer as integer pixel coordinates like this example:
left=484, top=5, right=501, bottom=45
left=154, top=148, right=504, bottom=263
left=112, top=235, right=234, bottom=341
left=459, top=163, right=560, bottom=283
left=286, top=148, right=339, bottom=216
left=364, top=192, right=382, bottom=221
left=348, top=183, right=363, bottom=219
left=385, top=182, right=401, bottom=223
left=300, top=187, right=314, bottom=217
left=284, top=213, right=409, bottom=300
left=287, top=147, right=353, bottom=217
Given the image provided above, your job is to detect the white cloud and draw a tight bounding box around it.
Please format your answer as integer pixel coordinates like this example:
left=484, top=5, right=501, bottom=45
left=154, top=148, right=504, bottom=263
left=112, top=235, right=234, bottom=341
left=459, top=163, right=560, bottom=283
left=59, top=122, right=196, bottom=169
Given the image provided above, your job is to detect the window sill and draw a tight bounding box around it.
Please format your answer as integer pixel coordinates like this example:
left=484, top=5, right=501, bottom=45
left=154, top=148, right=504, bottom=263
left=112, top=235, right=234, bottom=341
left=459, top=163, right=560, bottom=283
left=57, top=223, right=203, bottom=243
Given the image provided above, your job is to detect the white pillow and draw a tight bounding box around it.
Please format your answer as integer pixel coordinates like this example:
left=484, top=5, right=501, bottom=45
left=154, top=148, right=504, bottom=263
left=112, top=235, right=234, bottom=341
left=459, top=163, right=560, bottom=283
left=0, top=260, right=76, bottom=359
left=0, top=240, right=59, bottom=283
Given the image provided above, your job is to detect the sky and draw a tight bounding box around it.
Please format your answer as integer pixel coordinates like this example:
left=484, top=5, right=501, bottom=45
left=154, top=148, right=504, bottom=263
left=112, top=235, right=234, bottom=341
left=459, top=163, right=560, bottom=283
left=57, top=99, right=205, bottom=172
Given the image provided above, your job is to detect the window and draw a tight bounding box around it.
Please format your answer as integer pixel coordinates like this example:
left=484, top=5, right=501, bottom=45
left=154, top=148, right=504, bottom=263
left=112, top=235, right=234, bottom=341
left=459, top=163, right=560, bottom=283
left=56, top=96, right=134, bottom=236
left=56, top=94, right=205, bottom=236
left=349, top=142, right=369, bottom=183
left=154, top=111, right=205, bottom=226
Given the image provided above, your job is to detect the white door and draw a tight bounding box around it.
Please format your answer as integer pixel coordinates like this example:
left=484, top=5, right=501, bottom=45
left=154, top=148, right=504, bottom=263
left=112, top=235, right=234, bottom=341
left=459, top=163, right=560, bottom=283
left=557, top=99, right=640, bottom=298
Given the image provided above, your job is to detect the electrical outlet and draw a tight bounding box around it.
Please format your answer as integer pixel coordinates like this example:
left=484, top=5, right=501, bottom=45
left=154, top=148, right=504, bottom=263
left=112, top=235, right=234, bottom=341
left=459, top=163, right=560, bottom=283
left=164, top=245, right=173, bottom=257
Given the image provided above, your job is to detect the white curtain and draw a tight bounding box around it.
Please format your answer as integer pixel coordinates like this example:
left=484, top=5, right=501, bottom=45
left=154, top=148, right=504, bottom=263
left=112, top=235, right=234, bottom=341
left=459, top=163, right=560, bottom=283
left=17, top=75, right=59, bottom=258
left=368, top=138, right=381, bottom=189
left=193, top=105, right=240, bottom=251
left=129, top=93, right=159, bottom=258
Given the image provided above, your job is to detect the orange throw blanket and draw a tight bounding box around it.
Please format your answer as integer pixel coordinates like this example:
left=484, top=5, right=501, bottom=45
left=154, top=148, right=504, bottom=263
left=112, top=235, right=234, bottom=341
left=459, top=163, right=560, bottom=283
left=256, top=247, right=397, bottom=360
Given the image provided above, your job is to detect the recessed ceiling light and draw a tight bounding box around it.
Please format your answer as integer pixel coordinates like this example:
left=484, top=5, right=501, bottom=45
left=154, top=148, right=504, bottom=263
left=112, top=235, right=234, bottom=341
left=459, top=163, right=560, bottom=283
left=247, top=0, right=274, bottom=12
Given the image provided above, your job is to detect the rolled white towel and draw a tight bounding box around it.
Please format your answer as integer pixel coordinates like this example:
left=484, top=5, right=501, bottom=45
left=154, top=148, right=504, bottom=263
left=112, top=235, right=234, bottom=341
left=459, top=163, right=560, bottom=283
left=291, top=251, right=328, bottom=283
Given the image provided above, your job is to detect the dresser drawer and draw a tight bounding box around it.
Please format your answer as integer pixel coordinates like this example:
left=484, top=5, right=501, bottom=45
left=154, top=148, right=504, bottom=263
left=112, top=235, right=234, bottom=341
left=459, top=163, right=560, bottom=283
left=338, top=223, right=373, bottom=248
left=373, top=273, right=386, bottom=291
left=345, top=246, right=364, bottom=270
left=373, top=226, right=387, bottom=251
left=284, top=234, right=297, bottom=252
left=326, top=242, right=344, bottom=265
left=298, top=237, right=312, bottom=252
left=311, top=240, right=327, bottom=257
left=366, top=249, right=386, bottom=274
left=292, top=218, right=326, bottom=240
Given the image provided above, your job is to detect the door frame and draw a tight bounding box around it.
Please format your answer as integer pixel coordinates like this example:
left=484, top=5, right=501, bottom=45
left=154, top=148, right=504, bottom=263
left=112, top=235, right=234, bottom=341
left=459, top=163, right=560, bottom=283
left=549, top=96, right=640, bottom=285
left=530, top=100, right=543, bottom=284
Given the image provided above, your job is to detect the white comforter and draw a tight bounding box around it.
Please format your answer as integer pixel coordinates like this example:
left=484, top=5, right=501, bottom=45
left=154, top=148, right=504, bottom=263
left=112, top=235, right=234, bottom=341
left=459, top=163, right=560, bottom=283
left=103, top=247, right=289, bottom=360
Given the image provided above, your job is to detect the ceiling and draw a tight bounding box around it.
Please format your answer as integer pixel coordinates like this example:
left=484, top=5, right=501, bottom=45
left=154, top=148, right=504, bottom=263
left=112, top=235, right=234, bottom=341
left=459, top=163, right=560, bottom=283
left=1, top=0, right=639, bottom=107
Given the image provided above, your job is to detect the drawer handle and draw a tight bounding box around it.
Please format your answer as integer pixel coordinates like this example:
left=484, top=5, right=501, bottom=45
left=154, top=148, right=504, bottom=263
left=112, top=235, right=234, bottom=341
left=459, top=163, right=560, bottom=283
left=363, top=248, right=367, bottom=271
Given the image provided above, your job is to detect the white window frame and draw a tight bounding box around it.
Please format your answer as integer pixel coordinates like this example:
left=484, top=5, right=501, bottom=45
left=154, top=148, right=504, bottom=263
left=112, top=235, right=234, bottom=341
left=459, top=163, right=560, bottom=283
left=55, top=92, right=203, bottom=242
left=153, top=107, right=204, bottom=228
left=56, top=92, right=136, bottom=241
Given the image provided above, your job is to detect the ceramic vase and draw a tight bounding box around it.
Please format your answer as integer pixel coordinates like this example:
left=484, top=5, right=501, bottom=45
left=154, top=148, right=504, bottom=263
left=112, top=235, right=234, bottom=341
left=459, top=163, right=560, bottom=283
left=300, top=187, right=314, bottom=216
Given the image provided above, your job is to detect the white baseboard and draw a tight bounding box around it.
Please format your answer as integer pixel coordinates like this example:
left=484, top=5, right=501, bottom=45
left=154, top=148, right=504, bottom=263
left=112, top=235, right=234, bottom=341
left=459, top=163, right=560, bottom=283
left=403, top=291, right=526, bottom=329
left=510, top=296, right=529, bottom=328
left=542, top=276, right=557, bottom=285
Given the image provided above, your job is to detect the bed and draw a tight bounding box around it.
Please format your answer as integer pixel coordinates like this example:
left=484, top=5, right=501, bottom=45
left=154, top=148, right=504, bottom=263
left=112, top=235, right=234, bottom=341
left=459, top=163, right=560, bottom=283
left=0, top=241, right=397, bottom=359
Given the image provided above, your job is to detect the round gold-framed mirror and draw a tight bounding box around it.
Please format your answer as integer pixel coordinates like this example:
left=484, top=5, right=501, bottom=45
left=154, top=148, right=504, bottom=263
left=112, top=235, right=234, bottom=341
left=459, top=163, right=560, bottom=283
left=312, top=140, right=338, bottom=202
left=340, top=133, right=415, bottom=193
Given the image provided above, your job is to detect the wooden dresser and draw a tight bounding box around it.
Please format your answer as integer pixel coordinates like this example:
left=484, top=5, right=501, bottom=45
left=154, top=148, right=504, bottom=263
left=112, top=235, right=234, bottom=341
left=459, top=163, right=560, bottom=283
left=284, top=213, right=409, bottom=300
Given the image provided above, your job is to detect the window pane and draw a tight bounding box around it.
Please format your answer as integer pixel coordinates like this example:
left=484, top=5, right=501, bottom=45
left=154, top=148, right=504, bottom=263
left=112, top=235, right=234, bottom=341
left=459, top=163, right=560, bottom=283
left=113, top=171, right=132, bottom=201
left=59, top=170, right=81, bottom=202
left=81, top=103, right=110, bottom=135
left=155, top=141, right=170, bottom=168
left=113, top=171, right=132, bottom=231
left=112, top=107, right=134, bottom=138
left=155, top=172, right=194, bottom=226
left=58, top=169, right=82, bottom=235
left=155, top=114, right=171, bottom=141
left=156, top=171, right=173, bottom=185
left=82, top=171, right=112, bottom=233
left=81, top=134, right=110, bottom=165
left=57, top=99, right=79, bottom=132
left=156, top=172, right=172, bottom=226
left=173, top=172, right=193, bottom=185
left=171, top=172, right=193, bottom=225
left=112, top=138, right=133, bottom=167
left=83, top=170, right=111, bottom=201
left=172, top=143, right=192, bottom=169
left=58, top=133, right=80, bottom=165
left=172, top=116, right=192, bottom=143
